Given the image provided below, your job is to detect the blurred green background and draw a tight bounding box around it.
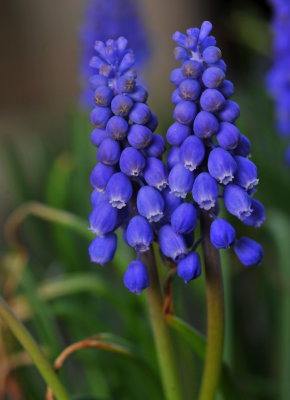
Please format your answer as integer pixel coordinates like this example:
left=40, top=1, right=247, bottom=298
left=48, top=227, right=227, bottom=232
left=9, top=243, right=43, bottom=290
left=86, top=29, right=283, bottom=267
left=0, top=0, right=290, bottom=399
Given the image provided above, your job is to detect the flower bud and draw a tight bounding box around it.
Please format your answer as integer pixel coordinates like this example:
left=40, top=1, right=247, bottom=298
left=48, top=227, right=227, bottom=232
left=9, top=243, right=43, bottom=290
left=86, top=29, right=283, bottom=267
left=171, top=203, right=197, bottom=234
left=129, top=102, right=152, bottom=124
left=178, top=79, right=201, bottom=101
left=202, top=67, right=225, bottom=88
left=223, top=184, right=252, bottom=220
left=89, top=233, right=117, bottom=266
left=192, top=172, right=219, bottom=210
left=128, top=124, right=152, bottom=149
left=119, top=147, right=146, bottom=176
left=111, top=94, right=133, bottom=116
left=97, top=138, right=121, bottom=165
left=167, top=146, right=181, bottom=169
left=243, top=199, right=266, bottom=228
left=208, top=147, right=237, bottom=185
left=180, top=135, right=205, bottom=171
left=123, top=261, right=150, bottom=295
left=210, top=218, right=236, bottom=249
left=144, top=157, right=168, bottom=190
left=234, top=237, right=263, bottom=266
left=159, top=225, right=188, bottom=262
left=106, top=116, right=128, bottom=140
left=91, top=128, right=108, bottom=147
left=137, top=186, right=165, bottom=222
left=177, top=252, right=201, bottom=283
left=90, top=106, right=112, bottom=128
left=90, top=163, right=115, bottom=192
left=234, top=156, right=259, bottom=191
left=200, top=89, right=225, bottom=112
left=166, top=122, right=191, bottom=146
left=216, top=122, right=240, bottom=150
left=126, top=216, right=154, bottom=252
left=218, top=100, right=240, bottom=122
left=193, top=111, right=219, bottom=138
left=89, top=201, right=117, bottom=236
left=202, top=46, right=222, bottom=63
left=105, top=172, right=133, bottom=209
left=173, top=101, right=197, bottom=125
left=168, top=164, right=194, bottom=198
left=146, top=134, right=166, bottom=158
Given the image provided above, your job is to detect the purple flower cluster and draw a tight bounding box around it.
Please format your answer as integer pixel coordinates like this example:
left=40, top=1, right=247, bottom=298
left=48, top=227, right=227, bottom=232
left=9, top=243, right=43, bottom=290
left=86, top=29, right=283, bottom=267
left=267, top=0, right=290, bottom=165
left=88, top=22, right=265, bottom=295
left=88, top=37, right=165, bottom=294
left=80, top=0, right=149, bottom=108
left=165, top=21, right=265, bottom=281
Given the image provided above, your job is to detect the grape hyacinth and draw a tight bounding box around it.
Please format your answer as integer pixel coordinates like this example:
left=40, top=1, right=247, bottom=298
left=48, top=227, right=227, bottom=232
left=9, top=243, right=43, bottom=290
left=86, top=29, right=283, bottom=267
left=88, top=36, right=166, bottom=295
left=80, top=0, right=149, bottom=107
left=165, top=21, right=265, bottom=280
left=88, top=22, right=265, bottom=296
left=267, top=0, right=290, bottom=165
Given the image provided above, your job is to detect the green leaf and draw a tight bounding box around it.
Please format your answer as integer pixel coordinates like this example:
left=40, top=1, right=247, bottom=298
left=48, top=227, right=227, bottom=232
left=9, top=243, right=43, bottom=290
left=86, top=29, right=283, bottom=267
left=166, top=315, right=247, bottom=400
left=266, top=209, right=290, bottom=400
left=45, top=152, right=82, bottom=270
left=166, top=315, right=206, bottom=359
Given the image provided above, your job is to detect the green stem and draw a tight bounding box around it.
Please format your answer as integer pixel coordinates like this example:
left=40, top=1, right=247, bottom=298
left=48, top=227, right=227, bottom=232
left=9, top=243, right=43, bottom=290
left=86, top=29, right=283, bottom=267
left=198, top=212, right=224, bottom=400
left=141, top=247, right=183, bottom=400
left=0, top=296, right=70, bottom=400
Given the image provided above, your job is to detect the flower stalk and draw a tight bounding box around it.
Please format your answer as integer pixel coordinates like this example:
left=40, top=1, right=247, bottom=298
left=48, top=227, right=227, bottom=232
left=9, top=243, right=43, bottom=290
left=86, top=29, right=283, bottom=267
left=198, top=211, right=224, bottom=400
left=141, top=248, right=183, bottom=400
left=0, top=296, right=70, bottom=400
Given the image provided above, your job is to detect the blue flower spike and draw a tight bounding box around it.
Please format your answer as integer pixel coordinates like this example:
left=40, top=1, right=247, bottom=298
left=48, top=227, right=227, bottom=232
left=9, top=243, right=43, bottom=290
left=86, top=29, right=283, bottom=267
left=267, top=0, right=290, bottom=166
left=88, top=22, right=265, bottom=296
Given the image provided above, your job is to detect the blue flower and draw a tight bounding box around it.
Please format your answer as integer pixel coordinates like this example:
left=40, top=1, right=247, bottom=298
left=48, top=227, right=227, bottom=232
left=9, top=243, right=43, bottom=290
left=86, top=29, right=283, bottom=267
left=234, top=156, right=259, bottom=191
left=200, top=89, right=225, bottom=112
left=171, top=203, right=197, bottom=234
left=105, top=172, right=133, bottom=209
left=146, top=134, right=166, bottom=158
left=144, top=157, right=168, bottom=190
left=106, top=116, right=128, bottom=140
left=202, top=66, right=225, bottom=89
left=216, top=122, right=240, bottom=150
left=234, top=237, right=263, bottom=267
left=88, top=24, right=265, bottom=293
left=97, top=138, right=121, bottom=165
left=90, top=163, right=115, bottom=192
left=80, top=0, right=149, bottom=108
left=137, top=186, right=165, bottom=222
left=168, top=164, right=194, bottom=198
left=177, top=252, right=201, bottom=283
left=119, top=147, right=146, bottom=176
left=126, top=216, right=154, bottom=252
left=123, top=260, right=150, bottom=295
left=89, top=233, right=117, bottom=265
left=158, top=225, right=188, bottom=262
left=174, top=101, right=197, bottom=125
left=208, top=147, right=237, bottom=185
left=193, top=111, right=219, bottom=138
left=128, top=124, right=153, bottom=149
left=180, top=135, right=205, bottom=171
left=243, top=199, right=266, bottom=228
left=192, top=172, right=219, bottom=210
left=223, top=184, right=252, bottom=220
left=165, top=21, right=265, bottom=270
left=166, top=122, right=191, bottom=146
left=89, top=201, right=118, bottom=236
left=167, top=146, right=181, bottom=170
left=218, top=100, right=240, bottom=123
left=210, top=218, right=236, bottom=249
left=267, top=0, right=290, bottom=162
